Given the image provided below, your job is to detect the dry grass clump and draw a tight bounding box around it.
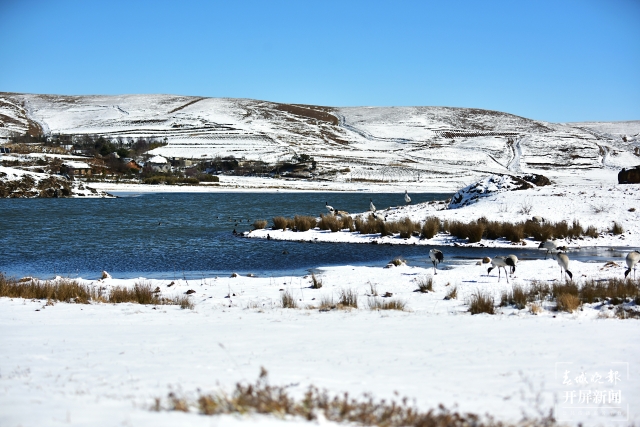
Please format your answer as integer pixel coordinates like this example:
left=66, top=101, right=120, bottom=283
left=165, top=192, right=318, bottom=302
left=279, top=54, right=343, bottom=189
left=580, top=278, right=640, bottom=303
left=446, top=220, right=485, bottom=243
left=395, top=217, right=421, bottom=239
left=294, top=215, right=317, bottom=232
left=445, top=286, right=457, bottom=300
left=338, top=288, right=358, bottom=309
left=317, top=295, right=336, bottom=311
left=281, top=290, right=298, bottom=308
left=610, top=222, right=624, bottom=235
left=340, top=215, right=355, bottom=231
left=368, top=297, right=407, bottom=311
left=0, top=274, right=193, bottom=308
left=556, top=294, right=581, bottom=312
left=0, top=275, right=97, bottom=303
left=468, top=291, right=495, bottom=314
left=529, top=302, right=543, bottom=314
left=162, top=368, right=561, bottom=427
left=416, top=276, right=433, bottom=293
left=272, top=216, right=290, bottom=231
left=253, top=219, right=267, bottom=229
left=310, top=273, right=323, bottom=289
left=421, top=216, right=441, bottom=239
left=500, top=284, right=527, bottom=309
left=318, top=214, right=342, bottom=232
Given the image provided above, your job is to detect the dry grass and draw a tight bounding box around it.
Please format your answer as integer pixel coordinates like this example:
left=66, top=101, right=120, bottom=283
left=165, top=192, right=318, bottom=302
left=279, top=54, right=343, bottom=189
left=468, top=291, right=495, bottom=314
left=281, top=290, right=298, bottom=308
left=161, top=368, right=560, bottom=427
left=318, top=214, right=342, bottom=232
left=580, top=278, right=640, bottom=303
left=445, top=286, right=457, bottom=300
left=611, top=222, right=624, bottom=235
left=529, top=302, right=543, bottom=315
left=556, top=293, right=581, bottom=312
left=272, top=216, right=289, bottom=231
left=338, top=288, right=358, bottom=309
left=294, top=215, right=317, bottom=232
left=0, top=274, right=193, bottom=308
left=253, top=219, right=267, bottom=229
left=368, top=297, right=407, bottom=311
left=421, top=216, right=441, bottom=239
left=317, top=295, right=336, bottom=311
left=310, top=273, right=323, bottom=289
left=416, top=276, right=433, bottom=293
left=500, top=284, right=527, bottom=309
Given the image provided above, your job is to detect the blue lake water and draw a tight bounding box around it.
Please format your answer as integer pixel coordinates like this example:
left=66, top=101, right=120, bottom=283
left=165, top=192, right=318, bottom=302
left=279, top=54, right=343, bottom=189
left=0, top=192, right=629, bottom=280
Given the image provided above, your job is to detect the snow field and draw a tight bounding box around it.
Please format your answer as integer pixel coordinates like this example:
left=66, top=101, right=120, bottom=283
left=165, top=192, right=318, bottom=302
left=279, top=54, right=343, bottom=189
left=1, top=258, right=639, bottom=427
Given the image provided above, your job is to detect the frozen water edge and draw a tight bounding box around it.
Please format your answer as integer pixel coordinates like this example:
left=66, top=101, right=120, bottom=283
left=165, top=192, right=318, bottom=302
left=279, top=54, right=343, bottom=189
left=1, top=259, right=639, bottom=427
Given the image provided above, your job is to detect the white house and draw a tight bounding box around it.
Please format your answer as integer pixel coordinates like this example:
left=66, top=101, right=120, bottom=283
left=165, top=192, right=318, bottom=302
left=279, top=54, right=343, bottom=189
left=147, top=155, right=170, bottom=173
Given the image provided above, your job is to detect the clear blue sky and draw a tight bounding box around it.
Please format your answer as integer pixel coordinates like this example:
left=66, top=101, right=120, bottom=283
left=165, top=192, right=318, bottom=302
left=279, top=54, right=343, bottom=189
left=1, top=0, right=638, bottom=122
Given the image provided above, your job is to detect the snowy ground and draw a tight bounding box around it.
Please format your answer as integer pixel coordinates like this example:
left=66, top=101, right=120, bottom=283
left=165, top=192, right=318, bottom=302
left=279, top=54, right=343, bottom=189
left=1, top=258, right=638, bottom=427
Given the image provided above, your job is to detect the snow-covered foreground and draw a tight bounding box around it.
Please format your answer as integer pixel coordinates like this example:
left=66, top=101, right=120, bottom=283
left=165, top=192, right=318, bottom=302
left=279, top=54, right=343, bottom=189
left=1, top=259, right=638, bottom=427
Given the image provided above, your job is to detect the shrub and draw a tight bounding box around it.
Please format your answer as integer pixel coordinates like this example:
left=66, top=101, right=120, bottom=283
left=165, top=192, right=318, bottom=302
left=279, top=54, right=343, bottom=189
left=445, top=286, right=457, bottom=300
left=318, top=214, right=341, bottom=232
left=556, top=293, right=580, bottom=312
left=421, top=217, right=440, bottom=239
left=272, top=216, right=289, bottom=231
left=611, top=222, right=624, bottom=235
left=253, top=219, right=267, bottom=229
left=294, top=215, right=316, bottom=232
left=416, top=276, right=433, bottom=293
left=340, top=215, right=355, bottom=232
left=585, top=225, right=599, bottom=238
left=500, top=284, right=527, bottom=309
left=355, top=215, right=384, bottom=234
left=396, top=217, right=420, bottom=239
left=281, top=290, right=298, bottom=308
left=338, top=288, right=358, bottom=309
left=468, top=291, right=494, bottom=314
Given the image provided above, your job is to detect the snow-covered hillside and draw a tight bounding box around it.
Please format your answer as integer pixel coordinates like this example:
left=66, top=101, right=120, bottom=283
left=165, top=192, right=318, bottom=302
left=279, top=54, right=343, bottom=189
left=1, top=92, right=638, bottom=189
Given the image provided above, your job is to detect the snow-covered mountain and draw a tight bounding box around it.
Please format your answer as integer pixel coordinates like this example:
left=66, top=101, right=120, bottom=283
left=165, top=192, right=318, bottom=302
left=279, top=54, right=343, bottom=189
left=1, top=92, right=639, bottom=188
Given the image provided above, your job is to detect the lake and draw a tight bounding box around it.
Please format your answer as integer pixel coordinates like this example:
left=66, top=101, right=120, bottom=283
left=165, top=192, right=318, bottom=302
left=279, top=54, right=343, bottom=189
left=0, top=192, right=627, bottom=280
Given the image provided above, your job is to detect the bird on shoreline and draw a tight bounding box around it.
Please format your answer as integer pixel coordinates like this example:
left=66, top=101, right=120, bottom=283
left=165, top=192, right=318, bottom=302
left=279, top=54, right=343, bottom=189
left=625, top=251, right=640, bottom=279
left=325, top=202, right=335, bottom=215
left=429, top=249, right=444, bottom=274
left=404, top=190, right=411, bottom=204
left=554, top=252, right=573, bottom=281
left=538, top=241, right=557, bottom=259
left=369, top=198, right=376, bottom=212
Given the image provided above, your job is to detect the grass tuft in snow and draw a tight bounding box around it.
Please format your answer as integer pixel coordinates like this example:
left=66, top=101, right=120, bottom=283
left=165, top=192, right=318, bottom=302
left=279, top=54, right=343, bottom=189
left=294, top=215, right=317, bottom=232
left=318, top=214, right=342, bottom=232
left=556, top=294, right=581, bottom=313
left=416, top=276, right=433, bottom=293
left=281, top=290, right=298, bottom=309
left=368, top=297, right=407, bottom=311
left=421, top=217, right=441, bottom=239
left=468, top=290, right=495, bottom=315
left=272, top=216, right=290, bottom=231
left=253, top=219, right=267, bottom=230
left=445, top=285, right=457, bottom=300
left=338, top=288, right=358, bottom=309
left=610, top=222, right=624, bottom=235
left=500, top=284, right=527, bottom=309
left=310, top=273, right=323, bottom=289
left=161, top=368, right=561, bottom=427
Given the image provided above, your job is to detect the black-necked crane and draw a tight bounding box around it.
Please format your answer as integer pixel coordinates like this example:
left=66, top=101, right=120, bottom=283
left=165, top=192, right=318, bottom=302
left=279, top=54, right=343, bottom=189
left=625, top=250, right=640, bottom=279
left=487, top=256, right=515, bottom=283
left=506, top=254, right=518, bottom=275
left=325, top=202, right=335, bottom=215
left=538, top=241, right=558, bottom=259
left=404, top=190, right=411, bottom=204
left=429, top=249, right=444, bottom=274
left=369, top=198, right=376, bottom=212
left=554, top=252, right=573, bottom=281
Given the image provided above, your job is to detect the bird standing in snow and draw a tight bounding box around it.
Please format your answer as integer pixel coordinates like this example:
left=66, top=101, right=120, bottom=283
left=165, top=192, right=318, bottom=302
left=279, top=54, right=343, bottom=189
left=487, top=256, right=515, bottom=283
left=404, top=190, right=411, bottom=204
left=554, top=252, right=573, bottom=281
left=369, top=198, right=376, bottom=212
left=506, top=254, right=518, bottom=275
left=429, top=249, right=444, bottom=274
left=625, top=250, right=640, bottom=279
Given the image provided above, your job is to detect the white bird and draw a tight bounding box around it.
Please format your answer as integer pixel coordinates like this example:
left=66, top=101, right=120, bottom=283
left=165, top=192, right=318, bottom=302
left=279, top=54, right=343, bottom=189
left=404, top=190, right=411, bottom=204
left=487, top=256, right=513, bottom=283
left=325, top=202, right=335, bottom=215
left=369, top=198, right=376, bottom=212
left=429, top=249, right=444, bottom=274
left=625, top=250, right=640, bottom=279
left=554, top=252, right=573, bottom=281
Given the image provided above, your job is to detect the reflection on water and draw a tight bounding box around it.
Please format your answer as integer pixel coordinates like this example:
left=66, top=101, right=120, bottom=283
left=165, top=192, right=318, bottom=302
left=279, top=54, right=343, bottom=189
left=0, top=192, right=632, bottom=280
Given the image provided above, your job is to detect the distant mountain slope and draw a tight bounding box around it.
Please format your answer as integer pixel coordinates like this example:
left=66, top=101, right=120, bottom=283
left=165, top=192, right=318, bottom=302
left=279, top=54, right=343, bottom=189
left=1, top=92, right=638, bottom=187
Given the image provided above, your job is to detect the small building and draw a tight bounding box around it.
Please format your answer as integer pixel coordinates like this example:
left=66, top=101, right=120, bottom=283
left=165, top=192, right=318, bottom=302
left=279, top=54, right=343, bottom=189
left=62, top=161, right=92, bottom=177
left=147, top=155, right=170, bottom=173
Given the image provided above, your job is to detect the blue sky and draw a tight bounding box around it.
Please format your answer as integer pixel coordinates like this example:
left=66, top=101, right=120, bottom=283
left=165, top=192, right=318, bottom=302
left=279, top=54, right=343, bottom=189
left=0, top=0, right=638, bottom=122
